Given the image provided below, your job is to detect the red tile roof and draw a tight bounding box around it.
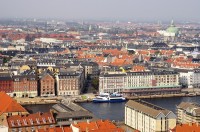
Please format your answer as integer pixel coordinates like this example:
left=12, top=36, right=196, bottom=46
left=173, top=123, right=200, bottom=132
left=132, top=65, right=145, bottom=72
left=37, top=127, right=72, bottom=132
left=71, top=120, right=124, bottom=132
left=0, top=92, right=27, bottom=116
left=7, top=112, right=55, bottom=128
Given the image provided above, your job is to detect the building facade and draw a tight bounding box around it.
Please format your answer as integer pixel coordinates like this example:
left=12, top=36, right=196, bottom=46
left=99, top=72, right=126, bottom=93
left=40, top=73, right=55, bottom=96
left=177, top=102, right=200, bottom=124
left=56, top=71, right=84, bottom=96
left=179, top=70, right=200, bottom=88
left=0, top=76, right=13, bottom=96
left=81, top=62, right=99, bottom=79
left=124, top=71, right=180, bottom=95
left=13, top=74, right=37, bottom=97
left=125, top=100, right=177, bottom=132
left=99, top=71, right=180, bottom=95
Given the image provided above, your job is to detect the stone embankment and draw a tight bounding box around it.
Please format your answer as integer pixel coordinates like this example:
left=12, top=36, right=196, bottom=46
left=15, top=96, right=63, bottom=105
left=15, top=91, right=200, bottom=104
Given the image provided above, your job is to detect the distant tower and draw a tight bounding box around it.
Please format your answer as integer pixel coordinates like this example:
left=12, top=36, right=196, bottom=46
left=45, top=21, right=48, bottom=32
left=119, top=38, right=122, bottom=44
left=171, top=19, right=174, bottom=26
left=125, top=43, right=128, bottom=50
left=135, top=28, right=138, bottom=38
left=89, top=25, right=92, bottom=32
left=157, top=20, right=162, bottom=26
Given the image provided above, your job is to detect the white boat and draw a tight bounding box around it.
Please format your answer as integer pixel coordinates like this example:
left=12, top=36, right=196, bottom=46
left=93, top=93, right=126, bottom=103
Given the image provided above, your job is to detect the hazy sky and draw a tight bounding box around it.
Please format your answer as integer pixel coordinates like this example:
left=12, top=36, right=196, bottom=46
left=0, top=0, right=200, bottom=21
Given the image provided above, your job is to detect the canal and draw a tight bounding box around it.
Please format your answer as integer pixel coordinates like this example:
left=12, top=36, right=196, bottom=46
left=23, top=96, right=200, bottom=121
left=79, top=96, right=200, bottom=121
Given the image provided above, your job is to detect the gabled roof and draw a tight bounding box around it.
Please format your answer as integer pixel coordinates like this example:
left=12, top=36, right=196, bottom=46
left=126, top=100, right=172, bottom=118
left=0, top=92, right=27, bottom=116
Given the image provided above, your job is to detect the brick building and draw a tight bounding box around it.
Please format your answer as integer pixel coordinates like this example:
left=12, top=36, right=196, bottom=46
left=13, top=72, right=38, bottom=98
left=40, top=72, right=55, bottom=96
left=56, top=70, right=84, bottom=96
left=0, top=76, right=13, bottom=96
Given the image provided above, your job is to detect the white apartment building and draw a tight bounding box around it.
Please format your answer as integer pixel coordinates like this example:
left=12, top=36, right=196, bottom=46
left=37, top=38, right=63, bottom=44
left=177, top=102, right=200, bottom=124
left=125, top=100, right=177, bottom=132
left=179, top=70, right=200, bottom=88
left=99, top=72, right=126, bottom=93
left=126, top=72, right=154, bottom=89
left=99, top=71, right=180, bottom=95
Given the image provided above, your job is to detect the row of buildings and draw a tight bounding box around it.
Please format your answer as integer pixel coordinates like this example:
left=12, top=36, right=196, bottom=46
left=125, top=100, right=200, bottom=132
left=99, top=70, right=180, bottom=95
left=0, top=68, right=85, bottom=97
left=99, top=69, right=200, bottom=95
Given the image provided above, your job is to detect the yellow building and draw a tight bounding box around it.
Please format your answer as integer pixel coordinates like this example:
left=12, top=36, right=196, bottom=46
left=19, top=65, right=31, bottom=73
left=125, top=100, right=176, bottom=132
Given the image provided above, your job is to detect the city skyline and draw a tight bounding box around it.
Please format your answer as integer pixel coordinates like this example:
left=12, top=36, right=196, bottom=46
left=0, top=0, right=200, bottom=22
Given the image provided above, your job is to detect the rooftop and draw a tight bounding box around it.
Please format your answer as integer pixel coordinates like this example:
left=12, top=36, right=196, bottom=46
left=0, top=92, right=27, bottom=116
left=126, top=100, right=172, bottom=118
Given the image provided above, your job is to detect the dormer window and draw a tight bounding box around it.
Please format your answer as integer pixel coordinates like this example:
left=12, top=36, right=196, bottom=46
left=42, top=117, right=46, bottom=123
left=17, top=120, right=21, bottom=126
left=23, top=119, right=28, bottom=125
left=36, top=118, right=40, bottom=124
left=29, top=119, right=33, bottom=125
left=48, top=117, right=52, bottom=123
left=11, top=120, right=15, bottom=127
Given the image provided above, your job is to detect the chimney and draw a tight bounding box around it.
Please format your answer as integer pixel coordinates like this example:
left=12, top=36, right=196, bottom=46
left=196, top=122, right=199, bottom=126
left=189, top=122, right=192, bottom=126
left=61, top=126, right=64, bottom=132
left=86, top=127, right=89, bottom=132
left=87, top=120, right=90, bottom=124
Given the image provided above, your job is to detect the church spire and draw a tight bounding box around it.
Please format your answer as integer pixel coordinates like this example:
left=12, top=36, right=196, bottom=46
left=171, top=19, right=174, bottom=26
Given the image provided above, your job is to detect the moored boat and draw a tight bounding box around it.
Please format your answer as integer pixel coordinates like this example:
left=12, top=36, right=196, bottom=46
left=92, top=93, right=126, bottom=103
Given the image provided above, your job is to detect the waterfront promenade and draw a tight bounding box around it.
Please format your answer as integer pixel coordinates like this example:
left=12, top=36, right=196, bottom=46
left=14, top=90, right=200, bottom=105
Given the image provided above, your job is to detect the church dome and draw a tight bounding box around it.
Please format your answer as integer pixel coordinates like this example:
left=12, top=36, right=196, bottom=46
left=166, top=20, right=179, bottom=34
left=166, top=26, right=179, bottom=34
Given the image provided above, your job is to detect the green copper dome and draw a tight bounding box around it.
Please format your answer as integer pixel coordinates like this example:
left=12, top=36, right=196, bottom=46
left=166, top=20, right=179, bottom=34
left=166, top=26, right=179, bottom=34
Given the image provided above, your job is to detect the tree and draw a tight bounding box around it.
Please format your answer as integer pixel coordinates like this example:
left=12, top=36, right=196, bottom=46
left=91, top=78, right=99, bottom=90
left=3, top=57, right=11, bottom=64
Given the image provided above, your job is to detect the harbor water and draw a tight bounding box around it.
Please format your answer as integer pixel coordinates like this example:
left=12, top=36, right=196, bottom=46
left=79, top=96, right=200, bottom=121
left=23, top=96, right=200, bottom=121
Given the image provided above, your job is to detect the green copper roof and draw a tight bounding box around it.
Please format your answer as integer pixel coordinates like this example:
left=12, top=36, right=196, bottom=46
left=166, top=20, right=179, bottom=34
left=166, top=26, right=179, bottom=34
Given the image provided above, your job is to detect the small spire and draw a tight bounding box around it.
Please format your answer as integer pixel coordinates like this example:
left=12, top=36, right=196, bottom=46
left=171, top=19, right=174, bottom=26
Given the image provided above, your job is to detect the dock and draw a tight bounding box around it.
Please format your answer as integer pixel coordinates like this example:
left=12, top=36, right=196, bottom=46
left=15, top=92, right=200, bottom=105
left=15, top=96, right=63, bottom=105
